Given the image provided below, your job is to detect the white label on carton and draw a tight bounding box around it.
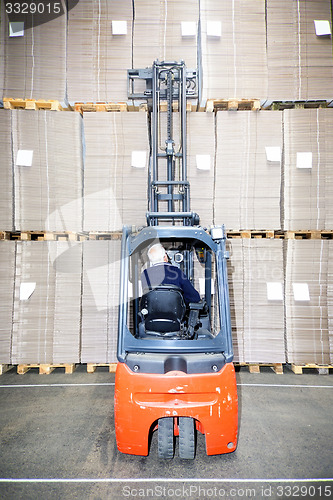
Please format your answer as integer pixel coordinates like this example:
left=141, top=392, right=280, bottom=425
left=131, top=151, right=146, bottom=169
left=181, top=22, right=196, bottom=37
left=112, top=21, right=127, bottom=35
left=296, top=152, right=312, bottom=169
left=20, top=283, right=36, bottom=300
left=16, top=150, right=33, bottom=167
left=293, top=283, right=310, bottom=301
left=265, top=146, right=281, bottom=162
left=9, top=22, right=24, bottom=37
left=314, top=20, right=331, bottom=36
left=196, top=154, right=211, bottom=170
left=267, top=282, right=283, bottom=301
left=207, top=21, right=222, bottom=37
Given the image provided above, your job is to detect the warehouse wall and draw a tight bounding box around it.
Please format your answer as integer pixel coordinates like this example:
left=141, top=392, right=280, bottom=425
left=1, top=0, right=333, bottom=367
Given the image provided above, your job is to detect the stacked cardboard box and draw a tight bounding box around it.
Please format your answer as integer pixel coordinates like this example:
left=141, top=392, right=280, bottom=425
left=0, top=111, right=13, bottom=230
left=1, top=0, right=332, bottom=104
left=9, top=110, right=83, bottom=232
left=187, top=112, right=215, bottom=227
left=227, top=238, right=285, bottom=363
left=215, top=111, right=282, bottom=230
left=0, top=2, right=66, bottom=101
left=266, top=0, right=299, bottom=100
left=83, top=112, right=149, bottom=232
left=12, top=241, right=81, bottom=364
left=51, top=241, right=83, bottom=363
left=266, top=0, right=333, bottom=100
left=242, top=239, right=285, bottom=363
left=81, top=240, right=121, bottom=364
left=133, top=0, right=199, bottom=71
left=199, top=0, right=267, bottom=101
left=283, top=109, right=333, bottom=231
left=0, top=4, right=5, bottom=98
left=67, top=0, right=132, bottom=103
left=285, top=239, right=330, bottom=365
left=303, top=1, right=333, bottom=100
left=226, top=239, right=243, bottom=362
left=328, top=243, right=333, bottom=364
left=0, top=242, right=15, bottom=364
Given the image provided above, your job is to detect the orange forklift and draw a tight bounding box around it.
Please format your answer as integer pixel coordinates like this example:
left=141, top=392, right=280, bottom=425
left=114, top=61, right=238, bottom=458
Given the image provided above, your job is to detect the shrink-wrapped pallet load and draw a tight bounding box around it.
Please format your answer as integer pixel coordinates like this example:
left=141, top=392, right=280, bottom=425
left=0, top=2, right=66, bottom=101
left=11, top=110, right=83, bottom=232
left=227, top=238, right=285, bottom=363
left=199, top=0, right=267, bottom=101
left=0, top=111, right=13, bottom=230
left=83, top=112, right=149, bottom=232
left=0, top=242, right=16, bottom=364
left=11, top=241, right=82, bottom=364
left=283, top=109, right=333, bottom=231
left=67, top=0, right=132, bottom=102
left=215, top=111, right=282, bottom=230
left=81, top=240, right=121, bottom=364
left=285, top=239, right=330, bottom=365
left=133, top=0, right=199, bottom=71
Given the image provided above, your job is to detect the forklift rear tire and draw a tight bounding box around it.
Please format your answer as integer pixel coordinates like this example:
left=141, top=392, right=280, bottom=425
left=158, top=417, right=174, bottom=459
left=179, top=417, right=196, bottom=459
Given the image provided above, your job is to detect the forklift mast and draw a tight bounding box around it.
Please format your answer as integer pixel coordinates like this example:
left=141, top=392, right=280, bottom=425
left=128, top=60, right=199, bottom=226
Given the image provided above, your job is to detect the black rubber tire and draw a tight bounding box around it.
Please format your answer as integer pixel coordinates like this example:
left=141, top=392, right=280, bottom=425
left=178, top=417, right=196, bottom=459
left=158, top=417, right=174, bottom=459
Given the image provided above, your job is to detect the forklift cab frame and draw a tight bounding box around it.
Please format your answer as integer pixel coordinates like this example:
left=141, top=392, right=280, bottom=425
left=117, top=225, right=233, bottom=366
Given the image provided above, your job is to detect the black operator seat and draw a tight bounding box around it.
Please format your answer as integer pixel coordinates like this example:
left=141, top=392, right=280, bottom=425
left=139, top=285, right=186, bottom=337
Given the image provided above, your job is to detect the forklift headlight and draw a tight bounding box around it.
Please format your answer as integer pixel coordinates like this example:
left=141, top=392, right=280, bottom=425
left=210, top=226, right=224, bottom=241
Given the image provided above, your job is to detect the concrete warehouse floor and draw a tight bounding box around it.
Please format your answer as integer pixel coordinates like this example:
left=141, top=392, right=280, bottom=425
left=0, top=366, right=332, bottom=500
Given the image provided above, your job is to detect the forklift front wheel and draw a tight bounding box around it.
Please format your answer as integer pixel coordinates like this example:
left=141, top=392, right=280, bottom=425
left=179, top=417, right=196, bottom=459
left=158, top=417, right=174, bottom=459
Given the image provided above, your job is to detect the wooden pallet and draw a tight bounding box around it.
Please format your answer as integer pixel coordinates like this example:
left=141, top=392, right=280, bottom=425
left=86, top=363, right=117, bottom=373
left=227, top=230, right=276, bottom=239
left=10, top=231, right=84, bottom=242
left=74, top=102, right=128, bottom=113
left=285, top=230, right=333, bottom=240
left=206, top=98, right=261, bottom=112
left=0, top=231, right=12, bottom=241
left=86, top=231, right=122, bottom=240
left=17, top=364, right=76, bottom=375
left=236, top=363, right=284, bottom=374
left=3, top=98, right=62, bottom=111
left=0, top=231, right=125, bottom=241
left=271, top=100, right=328, bottom=111
left=0, top=364, right=13, bottom=375
left=290, top=364, right=333, bottom=375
